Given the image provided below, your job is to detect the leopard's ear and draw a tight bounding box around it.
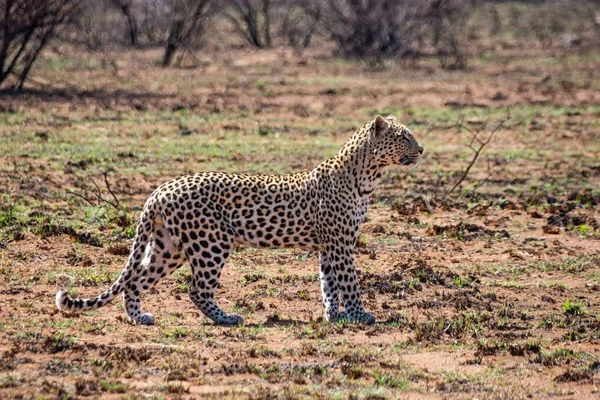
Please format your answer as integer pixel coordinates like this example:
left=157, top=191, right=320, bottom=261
left=373, top=115, right=390, bottom=136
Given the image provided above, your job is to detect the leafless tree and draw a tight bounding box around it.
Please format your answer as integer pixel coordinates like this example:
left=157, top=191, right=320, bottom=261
left=0, top=0, right=82, bottom=90
left=280, top=0, right=322, bottom=48
left=162, top=0, right=217, bottom=67
left=74, top=0, right=170, bottom=48
left=427, top=0, right=478, bottom=70
left=224, top=0, right=274, bottom=48
left=108, top=0, right=139, bottom=45
left=139, top=0, right=171, bottom=44
left=72, top=1, right=115, bottom=51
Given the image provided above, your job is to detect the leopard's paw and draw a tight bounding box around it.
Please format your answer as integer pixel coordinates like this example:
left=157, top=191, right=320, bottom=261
left=339, top=311, right=376, bottom=325
left=216, top=314, right=244, bottom=326
left=137, top=313, right=156, bottom=325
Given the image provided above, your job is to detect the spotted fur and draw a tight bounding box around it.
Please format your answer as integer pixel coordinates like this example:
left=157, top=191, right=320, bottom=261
left=55, top=115, right=423, bottom=326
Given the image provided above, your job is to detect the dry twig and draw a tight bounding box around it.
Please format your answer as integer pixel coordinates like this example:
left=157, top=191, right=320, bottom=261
left=66, top=171, right=121, bottom=209
left=450, top=116, right=510, bottom=194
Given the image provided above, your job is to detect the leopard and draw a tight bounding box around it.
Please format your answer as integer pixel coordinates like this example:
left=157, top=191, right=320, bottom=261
left=55, top=115, right=423, bottom=326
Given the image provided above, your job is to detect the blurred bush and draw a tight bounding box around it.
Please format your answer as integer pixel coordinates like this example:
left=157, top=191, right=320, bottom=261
left=2, top=0, right=599, bottom=89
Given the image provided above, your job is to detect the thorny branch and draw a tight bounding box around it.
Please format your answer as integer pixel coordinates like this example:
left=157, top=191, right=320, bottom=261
left=66, top=171, right=121, bottom=209
left=450, top=116, right=510, bottom=194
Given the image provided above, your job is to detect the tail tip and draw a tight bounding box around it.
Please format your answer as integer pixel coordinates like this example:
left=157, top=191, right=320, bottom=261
left=55, top=289, right=68, bottom=311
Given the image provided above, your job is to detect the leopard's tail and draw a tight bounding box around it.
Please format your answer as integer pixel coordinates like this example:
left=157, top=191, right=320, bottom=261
left=55, top=204, right=156, bottom=313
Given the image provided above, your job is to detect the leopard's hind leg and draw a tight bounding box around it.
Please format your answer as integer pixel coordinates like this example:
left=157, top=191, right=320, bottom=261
left=183, top=221, right=241, bottom=326
left=123, top=220, right=184, bottom=325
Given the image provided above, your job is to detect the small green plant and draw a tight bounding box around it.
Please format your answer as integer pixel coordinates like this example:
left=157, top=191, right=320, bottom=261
left=384, top=313, right=408, bottom=328
left=538, top=314, right=568, bottom=330
left=99, top=379, right=128, bottom=393
left=247, top=345, right=280, bottom=358
left=453, top=275, right=476, bottom=288
left=53, top=319, right=73, bottom=329
left=158, top=326, right=189, bottom=343
left=341, top=362, right=367, bottom=380
left=408, top=277, right=422, bottom=290
left=499, top=281, right=525, bottom=289
left=255, top=79, right=268, bottom=91
left=121, top=224, right=136, bottom=238
left=44, top=332, right=76, bottom=353
left=373, top=371, right=410, bottom=390
left=241, top=272, right=266, bottom=285
left=575, top=224, right=595, bottom=236
left=0, top=204, right=18, bottom=228
left=563, top=299, right=586, bottom=316
left=258, top=125, right=270, bottom=136
left=168, top=326, right=188, bottom=339
left=19, top=300, right=33, bottom=310
left=171, top=268, right=192, bottom=293
left=68, top=267, right=119, bottom=287
left=85, top=321, right=106, bottom=334
left=539, top=317, right=553, bottom=330
left=538, top=281, right=567, bottom=291
left=356, top=234, right=369, bottom=248
left=483, top=291, right=497, bottom=301
left=231, top=304, right=244, bottom=315
left=534, top=348, right=576, bottom=367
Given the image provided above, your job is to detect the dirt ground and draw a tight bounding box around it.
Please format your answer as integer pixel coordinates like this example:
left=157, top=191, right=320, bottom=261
left=0, top=39, right=599, bottom=399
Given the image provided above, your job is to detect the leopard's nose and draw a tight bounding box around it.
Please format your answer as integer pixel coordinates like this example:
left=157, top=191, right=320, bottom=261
left=417, top=145, right=424, bottom=154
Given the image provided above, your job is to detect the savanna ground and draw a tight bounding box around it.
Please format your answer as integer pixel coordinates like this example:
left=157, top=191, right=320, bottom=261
left=1, top=20, right=600, bottom=400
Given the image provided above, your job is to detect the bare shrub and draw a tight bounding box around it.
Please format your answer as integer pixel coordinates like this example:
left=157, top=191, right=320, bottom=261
left=75, top=0, right=171, bottom=48
left=320, top=0, right=430, bottom=68
left=280, top=0, right=322, bottom=49
left=507, top=0, right=599, bottom=48
left=0, top=0, right=82, bottom=90
left=138, top=0, right=171, bottom=44
left=223, top=0, right=275, bottom=48
left=320, top=0, right=479, bottom=69
left=527, top=2, right=583, bottom=47
left=72, top=1, right=120, bottom=51
left=428, top=0, right=478, bottom=70
left=222, top=0, right=323, bottom=49
left=162, top=0, right=218, bottom=67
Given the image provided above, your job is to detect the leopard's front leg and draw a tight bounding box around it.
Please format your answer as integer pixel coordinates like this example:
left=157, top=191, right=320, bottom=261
left=316, top=195, right=375, bottom=324
left=319, top=245, right=375, bottom=324
left=332, top=249, right=375, bottom=324
left=319, top=251, right=342, bottom=322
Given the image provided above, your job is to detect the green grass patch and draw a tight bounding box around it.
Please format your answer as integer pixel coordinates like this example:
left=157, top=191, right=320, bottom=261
left=373, top=371, right=410, bottom=390
left=562, top=299, right=586, bottom=317
left=99, top=379, right=128, bottom=393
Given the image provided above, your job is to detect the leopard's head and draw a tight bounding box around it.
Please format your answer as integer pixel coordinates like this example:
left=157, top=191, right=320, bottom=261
left=368, top=115, right=423, bottom=167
